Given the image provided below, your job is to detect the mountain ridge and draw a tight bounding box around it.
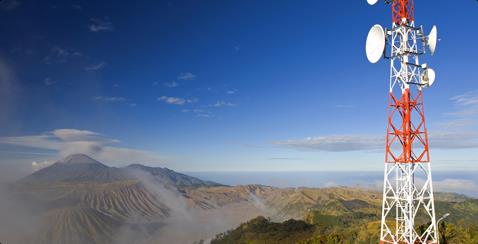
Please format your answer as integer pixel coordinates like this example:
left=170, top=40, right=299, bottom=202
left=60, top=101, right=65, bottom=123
left=7, top=154, right=477, bottom=244
left=57, top=154, right=106, bottom=166
left=21, top=154, right=221, bottom=187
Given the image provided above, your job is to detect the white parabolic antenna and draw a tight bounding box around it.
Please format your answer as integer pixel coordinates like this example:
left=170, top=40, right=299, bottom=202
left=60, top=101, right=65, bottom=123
left=428, top=25, right=438, bottom=55
left=366, top=24, right=385, bottom=63
left=367, top=0, right=378, bottom=5
left=421, top=68, right=436, bottom=87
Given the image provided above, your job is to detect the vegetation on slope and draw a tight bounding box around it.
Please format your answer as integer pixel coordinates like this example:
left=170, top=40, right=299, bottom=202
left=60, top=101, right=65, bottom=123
left=211, top=216, right=315, bottom=244
left=211, top=195, right=478, bottom=244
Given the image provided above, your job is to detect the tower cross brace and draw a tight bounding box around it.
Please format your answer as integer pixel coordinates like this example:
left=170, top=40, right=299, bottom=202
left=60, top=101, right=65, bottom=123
left=379, top=0, right=438, bottom=243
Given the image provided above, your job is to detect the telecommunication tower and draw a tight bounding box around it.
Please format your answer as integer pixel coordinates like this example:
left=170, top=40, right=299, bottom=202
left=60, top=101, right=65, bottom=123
left=365, top=0, right=439, bottom=243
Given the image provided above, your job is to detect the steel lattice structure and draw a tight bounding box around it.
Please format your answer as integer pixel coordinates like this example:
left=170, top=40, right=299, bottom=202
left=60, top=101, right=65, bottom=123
left=377, top=1, right=438, bottom=243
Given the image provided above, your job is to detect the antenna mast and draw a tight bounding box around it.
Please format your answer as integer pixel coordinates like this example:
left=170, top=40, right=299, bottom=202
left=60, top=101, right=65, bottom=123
left=365, top=0, right=439, bottom=243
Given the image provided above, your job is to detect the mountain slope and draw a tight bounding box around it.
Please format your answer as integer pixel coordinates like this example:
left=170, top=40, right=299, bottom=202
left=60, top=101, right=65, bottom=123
left=210, top=191, right=478, bottom=244
left=125, top=163, right=222, bottom=187
left=9, top=154, right=478, bottom=244
left=21, top=154, right=221, bottom=187
left=22, top=154, right=127, bottom=183
left=8, top=154, right=233, bottom=244
left=211, top=216, right=315, bottom=244
left=36, top=206, right=121, bottom=244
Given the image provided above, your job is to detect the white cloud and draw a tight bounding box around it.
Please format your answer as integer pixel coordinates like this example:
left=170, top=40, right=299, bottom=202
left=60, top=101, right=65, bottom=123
left=212, top=100, right=236, bottom=108
left=275, top=132, right=478, bottom=152
left=429, top=131, right=478, bottom=149
left=194, top=109, right=210, bottom=117
left=43, top=77, right=56, bottom=86
left=85, top=61, right=106, bottom=71
left=277, top=92, right=478, bottom=152
left=177, top=72, right=195, bottom=81
left=158, top=96, right=186, bottom=105
left=158, top=96, right=196, bottom=105
left=439, top=90, right=478, bottom=132
left=226, top=90, right=237, bottom=95
left=92, top=96, right=125, bottom=102
left=31, top=160, right=53, bottom=170
left=164, top=81, right=179, bottom=88
left=48, top=49, right=67, bottom=64
left=52, top=129, right=99, bottom=141
left=445, top=90, right=478, bottom=119
left=451, top=90, right=478, bottom=106
left=0, top=129, right=166, bottom=166
left=52, top=47, right=69, bottom=59
left=433, top=179, right=478, bottom=196
left=438, top=118, right=476, bottom=129
left=0, top=135, right=60, bottom=150
left=181, top=108, right=212, bottom=118
left=59, top=141, right=104, bottom=157
left=44, top=46, right=82, bottom=64
left=275, top=135, right=383, bottom=152
left=89, top=17, right=114, bottom=32
left=94, top=146, right=163, bottom=164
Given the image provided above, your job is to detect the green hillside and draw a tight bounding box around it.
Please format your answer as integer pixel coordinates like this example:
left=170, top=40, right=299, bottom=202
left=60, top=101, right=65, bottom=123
left=211, top=194, right=478, bottom=244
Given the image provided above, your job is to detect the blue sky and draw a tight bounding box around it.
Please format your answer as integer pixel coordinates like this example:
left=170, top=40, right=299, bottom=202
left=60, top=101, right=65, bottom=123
left=0, top=0, right=477, bottom=174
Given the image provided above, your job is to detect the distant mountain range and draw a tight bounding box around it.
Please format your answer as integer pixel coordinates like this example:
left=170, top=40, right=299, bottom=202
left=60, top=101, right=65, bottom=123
left=6, top=154, right=273, bottom=244
left=3, top=154, right=477, bottom=244
left=22, top=154, right=220, bottom=187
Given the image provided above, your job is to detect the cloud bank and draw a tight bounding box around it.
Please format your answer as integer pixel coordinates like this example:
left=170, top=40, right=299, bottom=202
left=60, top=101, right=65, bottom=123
left=85, top=61, right=107, bottom=71
left=158, top=96, right=196, bottom=105
left=177, top=72, right=195, bottom=81
left=0, top=129, right=165, bottom=167
left=275, top=132, right=478, bottom=152
left=89, top=17, right=114, bottom=32
left=276, top=91, right=478, bottom=152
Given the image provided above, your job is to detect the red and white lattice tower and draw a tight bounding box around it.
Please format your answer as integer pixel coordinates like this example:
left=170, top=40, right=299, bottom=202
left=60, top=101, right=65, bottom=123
left=365, top=0, right=439, bottom=243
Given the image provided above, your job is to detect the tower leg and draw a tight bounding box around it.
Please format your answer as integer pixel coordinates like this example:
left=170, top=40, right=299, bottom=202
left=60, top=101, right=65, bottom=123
left=380, top=162, right=438, bottom=243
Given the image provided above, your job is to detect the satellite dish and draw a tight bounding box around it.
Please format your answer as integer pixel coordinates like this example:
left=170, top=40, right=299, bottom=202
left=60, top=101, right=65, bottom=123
left=366, top=24, right=386, bottom=63
left=426, top=68, right=436, bottom=87
left=367, top=0, right=378, bottom=5
left=428, top=25, right=438, bottom=55
left=421, top=68, right=436, bottom=87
